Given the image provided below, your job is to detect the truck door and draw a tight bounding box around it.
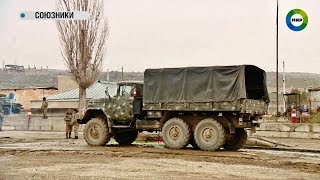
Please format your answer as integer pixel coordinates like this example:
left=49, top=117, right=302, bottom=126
left=106, top=84, right=134, bottom=121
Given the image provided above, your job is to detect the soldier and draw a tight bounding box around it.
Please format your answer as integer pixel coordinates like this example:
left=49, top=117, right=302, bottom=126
left=71, top=109, right=80, bottom=139
left=41, top=97, right=48, bottom=119
left=64, top=109, right=73, bottom=139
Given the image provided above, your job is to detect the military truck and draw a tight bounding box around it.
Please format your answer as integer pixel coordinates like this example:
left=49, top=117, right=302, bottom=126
left=80, top=65, right=269, bottom=151
left=0, top=94, right=23, bottom=115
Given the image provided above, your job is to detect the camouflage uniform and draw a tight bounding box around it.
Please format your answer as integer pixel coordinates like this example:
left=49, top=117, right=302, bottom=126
left=71, top=110, right=80, bottom=139
left=64, top=109, right=73, bottom=139
left=41, top=98, right=48, bottom=119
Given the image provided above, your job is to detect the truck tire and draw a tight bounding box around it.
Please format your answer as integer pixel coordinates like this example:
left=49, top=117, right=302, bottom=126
left=162, top=118, right=191, bottom=149
left=114, top=130, right=138, bottom=145
left=223, top=128, right=247, bottom=151
left=84, top=118, right=110, bottom=146
left=194, top=118, right=225, bottom=151
left=12, top=108, right=21, bottom=114
left=3, top=106, right=10, bottom=115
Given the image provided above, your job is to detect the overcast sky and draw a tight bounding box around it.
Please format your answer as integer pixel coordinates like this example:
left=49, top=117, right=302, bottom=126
left=0, top=0, right=319, bottom=73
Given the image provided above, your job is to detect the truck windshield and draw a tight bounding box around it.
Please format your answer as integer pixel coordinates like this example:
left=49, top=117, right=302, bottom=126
left=119, top=85, right=133, bottom=97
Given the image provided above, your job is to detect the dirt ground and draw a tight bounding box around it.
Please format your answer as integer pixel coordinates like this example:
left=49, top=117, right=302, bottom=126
left=0, top=131, right=320, bottom=180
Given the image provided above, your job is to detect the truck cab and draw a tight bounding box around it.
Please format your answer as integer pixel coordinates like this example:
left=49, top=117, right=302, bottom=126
left=105, top=81, right=143, bottom=125
left=0, top=94, right=23, bottom=115
left=82, top=81, right=143, bottom=125
left=80, top=81, right=143, bottom=146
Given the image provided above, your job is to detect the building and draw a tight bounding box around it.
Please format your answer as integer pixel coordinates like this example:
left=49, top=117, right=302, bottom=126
left=31, top=81, right=117, bottom=114
left=0, top=71, right=59, bottom=110
left=308, top=87, right=320, bottom=113
left=0, top=65, right=82, bottom=110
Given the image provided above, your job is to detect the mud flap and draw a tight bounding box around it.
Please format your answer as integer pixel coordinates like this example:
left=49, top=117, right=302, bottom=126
left=225, top=116, right=235, bottom=134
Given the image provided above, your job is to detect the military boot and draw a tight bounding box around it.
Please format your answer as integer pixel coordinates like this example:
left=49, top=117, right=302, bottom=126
left=66, top=133, right=68, bottom=139
left=75, top=136, right=78, bottom=139
left=68, top=133, right=71, bottom=139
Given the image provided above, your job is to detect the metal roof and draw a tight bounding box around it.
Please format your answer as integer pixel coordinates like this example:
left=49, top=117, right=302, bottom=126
left=0, top=73, right=57, bottom=89
left=47, top=81, right=118, bottom=100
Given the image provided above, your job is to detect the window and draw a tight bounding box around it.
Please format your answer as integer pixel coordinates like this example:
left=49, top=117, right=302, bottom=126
left=119, top=85, right=133, bottom=97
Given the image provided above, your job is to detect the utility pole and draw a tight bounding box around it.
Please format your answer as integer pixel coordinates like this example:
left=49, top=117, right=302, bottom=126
left=121, top=66, right=124, bottom=81
left=276, top=0, right=279, bottom=116
left=283, top=61, right=286, bottom=112
left=107, top=69, right=110, bottom=83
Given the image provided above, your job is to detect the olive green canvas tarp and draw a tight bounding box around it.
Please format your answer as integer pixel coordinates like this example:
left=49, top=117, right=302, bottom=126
left=143, top=65, right=269, bottom=103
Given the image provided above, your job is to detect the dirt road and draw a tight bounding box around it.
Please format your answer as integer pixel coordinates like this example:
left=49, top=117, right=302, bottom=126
left=0, top=131, right=320, bottom=179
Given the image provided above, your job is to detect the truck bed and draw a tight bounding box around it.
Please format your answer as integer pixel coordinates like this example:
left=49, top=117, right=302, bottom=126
left=143, top=99, right=268, bottom=114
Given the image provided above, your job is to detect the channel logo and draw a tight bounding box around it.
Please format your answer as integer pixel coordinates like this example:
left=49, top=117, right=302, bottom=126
left=286, top=9, right=308, bottom=31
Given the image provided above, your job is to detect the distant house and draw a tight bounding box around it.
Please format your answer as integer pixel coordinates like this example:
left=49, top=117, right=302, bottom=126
left=0, top=64, right=99, bottom=110
left=0, top=72, right=59, bottom=110
left=31, top=81, right=117, bottom=115
left=4, top=64, right=25, bottom=73
left=0, top=66, right=143, bottom=111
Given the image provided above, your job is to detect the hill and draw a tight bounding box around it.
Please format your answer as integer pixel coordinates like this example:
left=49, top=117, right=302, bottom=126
left=1, top=68, right=320, bottom=91
left=266, top=72, right=320, bottom=92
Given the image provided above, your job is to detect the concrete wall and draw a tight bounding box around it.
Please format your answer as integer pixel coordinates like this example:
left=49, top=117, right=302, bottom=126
left=31, top=100, right=79, bottom=109
left=31, top=100, right=79, bottom=115
left=2, top=114, right=84, bottom=132
left=28, top=116, right=85, bottom=132
left=254, top=123, right=320, bottom=139
left=57, top=75, right=78, bottom=93
left=1, top=88, right=58, bottom=110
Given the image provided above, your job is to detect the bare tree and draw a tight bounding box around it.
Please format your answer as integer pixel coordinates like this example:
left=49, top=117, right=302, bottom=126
left=56, top=0, right=108, bottom=115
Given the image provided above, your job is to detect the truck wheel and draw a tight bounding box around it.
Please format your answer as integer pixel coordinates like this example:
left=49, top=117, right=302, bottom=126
left=12, top=108, right=21, bottom=114
left=162, top=118, right=191, bottom=149
left=223, top=128, right=247, bottom=151
left=114, top=130, right=138, bottom=145
left=194, top=118, right=225, bottom=151
left=3, top=107, right=10, bottom=115
left=84, top=118, right=110, bottom=146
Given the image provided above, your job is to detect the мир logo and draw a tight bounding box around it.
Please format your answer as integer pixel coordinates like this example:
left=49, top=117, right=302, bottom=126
left=286, top=9, right=308, bottom=31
